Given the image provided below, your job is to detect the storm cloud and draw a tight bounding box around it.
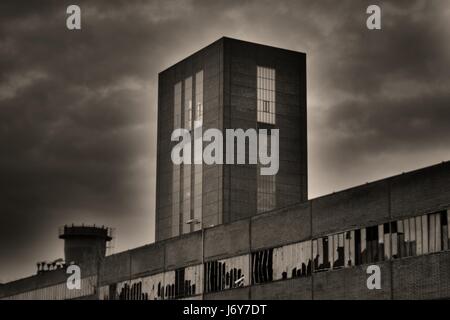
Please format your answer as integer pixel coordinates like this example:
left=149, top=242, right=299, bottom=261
left=1, top=0, right=449, bottom=282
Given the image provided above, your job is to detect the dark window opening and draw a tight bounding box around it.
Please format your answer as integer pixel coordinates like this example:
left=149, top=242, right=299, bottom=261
left=252, top=249, right=273, bottom=285
left=204, top=260, right=245, bottom=293
left=355, top=229, right=362, bottom=265
left=118, top=281, right=147, bottom=300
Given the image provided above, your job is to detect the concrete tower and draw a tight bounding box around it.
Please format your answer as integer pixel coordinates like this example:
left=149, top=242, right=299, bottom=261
left=156, top=37, right=307, bottom=241
left=59, top=225, right=112, bottom=264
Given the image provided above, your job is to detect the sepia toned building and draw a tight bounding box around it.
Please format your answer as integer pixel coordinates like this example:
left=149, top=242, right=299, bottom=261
left=156, top=37, right=307, bottom=241
left=1, top=38, right=449, bottom=300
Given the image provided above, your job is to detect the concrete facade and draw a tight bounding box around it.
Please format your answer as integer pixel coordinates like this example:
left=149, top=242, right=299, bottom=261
left=156, top=38, right=307, bottom=241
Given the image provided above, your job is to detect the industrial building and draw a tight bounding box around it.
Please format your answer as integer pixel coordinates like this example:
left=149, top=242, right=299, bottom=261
left=156, top=37, right=307, bottom=241
left=1, top=38, right=449, bottom=300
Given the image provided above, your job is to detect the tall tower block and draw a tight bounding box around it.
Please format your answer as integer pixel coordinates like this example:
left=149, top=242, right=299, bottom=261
left=156, top=37, right=307, bottom=240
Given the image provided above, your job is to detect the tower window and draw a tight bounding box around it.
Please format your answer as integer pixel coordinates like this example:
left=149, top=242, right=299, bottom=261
left=257, top=66, right=275, bottom=125
left=262, top=100, right=270, bottom=112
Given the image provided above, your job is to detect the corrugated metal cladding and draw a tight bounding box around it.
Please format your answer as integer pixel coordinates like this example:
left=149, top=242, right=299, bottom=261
left=1, top=276, right=96, bottom=300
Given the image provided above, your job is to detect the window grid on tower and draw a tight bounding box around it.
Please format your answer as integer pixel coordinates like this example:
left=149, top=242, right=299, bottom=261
left=171, top=82, right=182, bottom=237
left=257, top=66, right=276, bottom=125
left=257, top=131, right=276, bottom=213
left=193, top=70, right=203, bottom=231
left=184, top=77, right=193, bottom=130
left=195, top=71, right=203, bottom=124
left=182, top=76, right=193, bottom=234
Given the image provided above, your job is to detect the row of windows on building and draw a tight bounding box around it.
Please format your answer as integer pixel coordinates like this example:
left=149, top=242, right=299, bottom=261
left=100, top=265, right=202, bottom=301
left=173, top=67, right=275, bottom=128
left=257, top=129, right=276, bottom=214
left=99, top=210, right=450, bottom=300
left=170, top=67, right=278, bottom=237
left=257, top=66, right=276, bottom=125
left=314, top=210, right=449, bottom=271
left=256, top=66, right=277, bottom=213
left=113, top=268, right=199, bottom=300
left=172, top=71, right=204, bottom=238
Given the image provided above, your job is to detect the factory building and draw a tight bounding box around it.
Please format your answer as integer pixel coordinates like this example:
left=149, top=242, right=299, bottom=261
left=1, top=38, right=449, bottom=300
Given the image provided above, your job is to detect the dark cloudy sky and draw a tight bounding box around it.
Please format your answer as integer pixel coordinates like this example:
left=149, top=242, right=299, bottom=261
left=1, top=0, right=449, bottom=282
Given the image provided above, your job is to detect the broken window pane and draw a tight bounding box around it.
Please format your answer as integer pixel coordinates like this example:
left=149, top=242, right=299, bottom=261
left=364, top=226, right=378, bottom=263
left=391, top=221, right=398, bottom=259
left=383, top=223, right=391, bottom=259
left=435, top=212, right=442, bottom=252
left=443, top=211, right=449, bottom=251
left=273, top=241, right=312, bottom=280
left=314, top=236, right=331, bottom=271
left=415, top=216, right=423, bottom=255
left=333, top=233, right=345, bottom=269
left=344, top=230, right=355, bottom=267
left=114, top=265, right=204, bottom=300
left=377, top=224, right=384, bottom=261
left=106, top=210, right=450, bottom=301
left=355, top=229, right=362, bottom=265
left=312, top=239, right=318, bottom=271
left=422, top=214, right=429, bottom=254
left=204, top=255, right=249, bottom=293
left=397, top=220, right=405, bottom=258
left=251, top=248, right=273, bottom=284
left=409, top=217, right=416, bottom=256
left=143, top=272, right=165, bottom=300
left=328, top=235, right=334, bottom=269
left=429, top=213, right=437, bottom=252
left=404, top=218, right=410, bottom=257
